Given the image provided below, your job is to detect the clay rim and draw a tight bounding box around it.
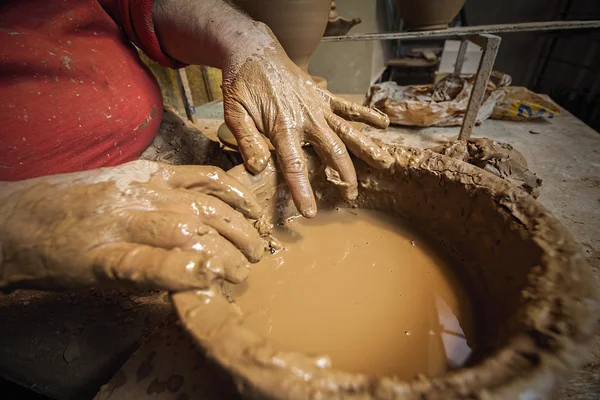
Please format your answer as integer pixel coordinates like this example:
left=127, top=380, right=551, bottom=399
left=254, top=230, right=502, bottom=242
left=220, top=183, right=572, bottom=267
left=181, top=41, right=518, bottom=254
left=172, top=148, right=599, bottom=399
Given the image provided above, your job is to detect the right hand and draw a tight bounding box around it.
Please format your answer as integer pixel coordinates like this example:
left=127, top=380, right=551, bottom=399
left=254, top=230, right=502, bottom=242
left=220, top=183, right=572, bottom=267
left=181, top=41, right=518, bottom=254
left=0, top=161, right=264, bottom=292
left=222, top=27, right=393, bottom=218
left=152, top=0, right=393, bottom=218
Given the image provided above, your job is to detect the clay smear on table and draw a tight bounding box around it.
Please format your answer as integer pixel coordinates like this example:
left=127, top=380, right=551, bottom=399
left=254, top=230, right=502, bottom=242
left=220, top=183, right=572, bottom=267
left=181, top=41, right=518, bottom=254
left=226, top=208, right=475, bottom=379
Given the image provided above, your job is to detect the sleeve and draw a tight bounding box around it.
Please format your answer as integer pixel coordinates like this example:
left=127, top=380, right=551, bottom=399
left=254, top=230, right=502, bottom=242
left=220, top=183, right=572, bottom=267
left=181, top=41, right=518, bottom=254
left=98, top=0, right=187, bottom=68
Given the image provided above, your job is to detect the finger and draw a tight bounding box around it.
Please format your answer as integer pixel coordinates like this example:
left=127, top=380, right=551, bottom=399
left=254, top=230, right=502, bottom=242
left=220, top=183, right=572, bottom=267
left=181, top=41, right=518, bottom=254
left=330, top=96, right=390, bottom=129
left=154, top=190, right=264, bottom=263
left=270, top=130, right=317, bottom=218
left=180, top=232, right=251, bottom=284
left=124, top=210, right=210, bottom=249
left=162, top=165, right=263, bottom=220
left=308, top=121, right=358, bottom=201
left=325, top=113, right=394, bottom=170
left=224, top=101, right=271, bottom=174
left=122, top=211, right=251, bottom=283
left=89, top=243, right=221, bottom=291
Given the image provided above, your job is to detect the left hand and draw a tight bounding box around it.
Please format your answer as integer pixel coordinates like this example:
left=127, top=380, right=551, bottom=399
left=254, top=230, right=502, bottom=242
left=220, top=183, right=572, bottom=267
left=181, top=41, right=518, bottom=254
left=0, top=161, right=265, bottom=292
left=221, top=29, right=393, bottom=218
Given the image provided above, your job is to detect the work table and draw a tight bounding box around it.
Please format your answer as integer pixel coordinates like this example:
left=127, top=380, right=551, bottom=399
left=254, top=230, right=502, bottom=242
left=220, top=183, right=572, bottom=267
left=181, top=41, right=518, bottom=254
left=1, top=98, right=598, bottom=400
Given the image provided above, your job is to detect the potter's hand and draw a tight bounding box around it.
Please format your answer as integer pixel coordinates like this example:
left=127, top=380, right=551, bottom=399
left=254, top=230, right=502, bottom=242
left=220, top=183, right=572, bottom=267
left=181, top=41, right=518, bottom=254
left=0, top=161, right=264, bottom=292
left=222, top=40, right=394, bottom=217
left=151, top=1, right=393, bottom=218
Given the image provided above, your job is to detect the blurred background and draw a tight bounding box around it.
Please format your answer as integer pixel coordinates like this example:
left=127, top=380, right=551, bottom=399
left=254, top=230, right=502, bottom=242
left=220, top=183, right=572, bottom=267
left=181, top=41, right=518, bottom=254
left=142, top=0, right=600, bottom=132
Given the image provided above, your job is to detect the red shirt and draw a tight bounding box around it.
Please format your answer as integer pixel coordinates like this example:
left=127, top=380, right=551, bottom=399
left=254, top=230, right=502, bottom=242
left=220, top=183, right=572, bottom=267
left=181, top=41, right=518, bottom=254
left=0, top=0, right=181, bottom=181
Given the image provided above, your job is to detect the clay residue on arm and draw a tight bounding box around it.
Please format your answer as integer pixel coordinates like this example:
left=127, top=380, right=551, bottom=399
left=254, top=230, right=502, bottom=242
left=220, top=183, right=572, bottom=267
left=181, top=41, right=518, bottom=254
left=152, top=0, right=276, bottom=72
left=0, top=160, right=159, bottom=201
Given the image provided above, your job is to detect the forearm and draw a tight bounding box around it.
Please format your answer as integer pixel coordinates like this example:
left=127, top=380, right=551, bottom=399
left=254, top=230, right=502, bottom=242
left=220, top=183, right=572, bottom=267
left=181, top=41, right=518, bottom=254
left=152, top=0, right=277, bottom=70
left=0, top=180, right=33, bottom=204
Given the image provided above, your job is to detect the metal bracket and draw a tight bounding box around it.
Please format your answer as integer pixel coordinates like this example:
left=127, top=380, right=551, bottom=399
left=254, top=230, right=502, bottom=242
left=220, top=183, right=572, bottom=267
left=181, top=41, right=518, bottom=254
left=458, top=34, right=501, bottom=140
left=453, top=40, right=469, bottom=76
left=320, top=20, right=600, bottom=140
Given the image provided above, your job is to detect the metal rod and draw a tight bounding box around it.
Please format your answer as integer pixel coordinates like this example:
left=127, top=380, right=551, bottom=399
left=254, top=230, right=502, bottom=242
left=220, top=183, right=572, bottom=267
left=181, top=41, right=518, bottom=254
left=321, top=20, right=600, bottom=43
left=201, top=66, right=215, bottom=102
left=458, top=34, right=502, bottom=140
left=454, top=40, right=469, bottom=76
left=176, top=68, right=198, bottom=125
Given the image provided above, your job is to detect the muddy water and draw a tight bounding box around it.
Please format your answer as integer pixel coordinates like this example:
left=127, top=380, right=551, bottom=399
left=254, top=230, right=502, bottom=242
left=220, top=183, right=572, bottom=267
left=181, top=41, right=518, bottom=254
left=229, top=208, right=475, bottom=379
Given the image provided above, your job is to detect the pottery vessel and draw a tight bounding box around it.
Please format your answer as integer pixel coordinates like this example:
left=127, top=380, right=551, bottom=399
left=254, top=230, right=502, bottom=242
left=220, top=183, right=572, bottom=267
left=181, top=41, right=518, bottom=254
left=324, top=1, right=361, bottom=37
left=232, top=0, right=331, bottom=72
left=173, top=147, right=599, bottom=399
left=395, top=0, right=465, bottom=30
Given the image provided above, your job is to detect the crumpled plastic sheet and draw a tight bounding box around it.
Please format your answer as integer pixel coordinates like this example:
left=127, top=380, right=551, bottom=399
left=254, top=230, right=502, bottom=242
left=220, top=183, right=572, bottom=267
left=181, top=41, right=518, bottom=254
left=364, top=72, right=559, bottom=127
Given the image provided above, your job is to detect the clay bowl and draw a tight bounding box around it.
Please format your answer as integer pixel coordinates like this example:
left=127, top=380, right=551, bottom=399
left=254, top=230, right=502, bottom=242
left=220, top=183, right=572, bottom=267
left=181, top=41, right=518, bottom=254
left=232, top=0, right=331, bottom=72
left=395, top=0, right=465, bottom=31
left=173, top=147, right=599, bottom=399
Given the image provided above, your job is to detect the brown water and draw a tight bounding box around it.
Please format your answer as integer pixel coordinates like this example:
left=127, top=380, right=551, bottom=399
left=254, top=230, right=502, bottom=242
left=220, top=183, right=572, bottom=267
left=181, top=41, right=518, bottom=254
left=229, top=208, right=475, bottom=379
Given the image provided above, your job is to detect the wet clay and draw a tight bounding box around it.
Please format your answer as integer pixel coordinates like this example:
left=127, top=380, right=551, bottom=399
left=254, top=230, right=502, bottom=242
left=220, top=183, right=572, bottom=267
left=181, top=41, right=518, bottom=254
left=227, top=209, right=474, bottom=379
left=140, top=105, right=236, bottom=171
left=324, top=1, right=361, bottom=37
left=173, top=146, right=599, bottom=400
left=0, top=161, right=264, bottom=291
left=430, top=137, right=543, bottom=198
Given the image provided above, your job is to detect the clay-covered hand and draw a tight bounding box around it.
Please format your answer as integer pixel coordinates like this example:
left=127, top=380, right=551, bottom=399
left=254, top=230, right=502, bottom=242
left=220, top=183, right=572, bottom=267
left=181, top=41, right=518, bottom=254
left=0, top=161, right=264, bottom=292
left=222, top=33, right=393, bottom=218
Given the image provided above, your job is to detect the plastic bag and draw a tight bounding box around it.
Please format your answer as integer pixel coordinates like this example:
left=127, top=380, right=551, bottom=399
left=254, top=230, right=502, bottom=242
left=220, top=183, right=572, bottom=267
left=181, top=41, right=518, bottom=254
left=365, top=75, right=500, bottom=127
left=365, top=71, right=559, bottom=127
left=491, top=86, right=560, bottom=120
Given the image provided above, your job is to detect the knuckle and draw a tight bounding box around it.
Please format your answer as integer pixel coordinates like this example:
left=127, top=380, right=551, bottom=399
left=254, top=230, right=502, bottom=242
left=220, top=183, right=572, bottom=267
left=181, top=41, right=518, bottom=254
left=203, top=166, right=221, bottom=176
left=280, top=154, right=306, bottom=174
left=329, top=141, right=349, bottom=162
left=204, top=256, right=225, bottom=278
left=238, top=135, right=259, bottom=147
left=338, top=121, right=354, bottom=136
left=347, top=102, right=360, bottom=112
left=328, top=116, right=343, bottom=131
left=200, top=166, right=230, bottom=186
left=201, top=197, right=220, bottom=217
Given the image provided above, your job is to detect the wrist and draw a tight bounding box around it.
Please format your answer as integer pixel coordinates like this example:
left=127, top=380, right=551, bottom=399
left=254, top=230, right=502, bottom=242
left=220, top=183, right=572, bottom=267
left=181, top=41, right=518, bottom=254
left=0, top=183, right=20, bottom=291
left=0, top=181, right=25, bottom=222
left=221, top=22, right=280, bottom=77
left=153, top=0, right=278, bottom=70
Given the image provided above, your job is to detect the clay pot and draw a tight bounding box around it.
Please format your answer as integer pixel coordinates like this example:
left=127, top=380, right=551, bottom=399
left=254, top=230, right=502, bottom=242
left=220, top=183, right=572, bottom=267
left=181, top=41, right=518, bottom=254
left=232, top=0, right=331, bottom=72
left=395, top=0, right=465, bottom=30
left=173, top=147, right=598, bottom=399
left=324, top=1, right=362, bottom=37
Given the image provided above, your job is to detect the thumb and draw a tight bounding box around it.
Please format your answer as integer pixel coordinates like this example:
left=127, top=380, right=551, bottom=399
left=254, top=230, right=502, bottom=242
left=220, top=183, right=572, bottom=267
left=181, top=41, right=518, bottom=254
left=89, top=243, right=223, bottom=291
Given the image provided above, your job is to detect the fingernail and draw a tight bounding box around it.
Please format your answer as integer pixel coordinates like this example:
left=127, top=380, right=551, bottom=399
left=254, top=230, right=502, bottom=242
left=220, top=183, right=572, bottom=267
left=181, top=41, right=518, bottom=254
left=373, top=109, right=390, bottom=128
left=347, top=186, right=358, bottom=201
left=247, top=241, right=265, bottom=263
left=247, top=157, right=268, bottom=175
left=378, top=152, right=394, bottom=169
left=226, top=262, right=251, bottom=284
left=302, top=206, right=317, bottom=218
left=246, top=202, right=264, bottom=220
